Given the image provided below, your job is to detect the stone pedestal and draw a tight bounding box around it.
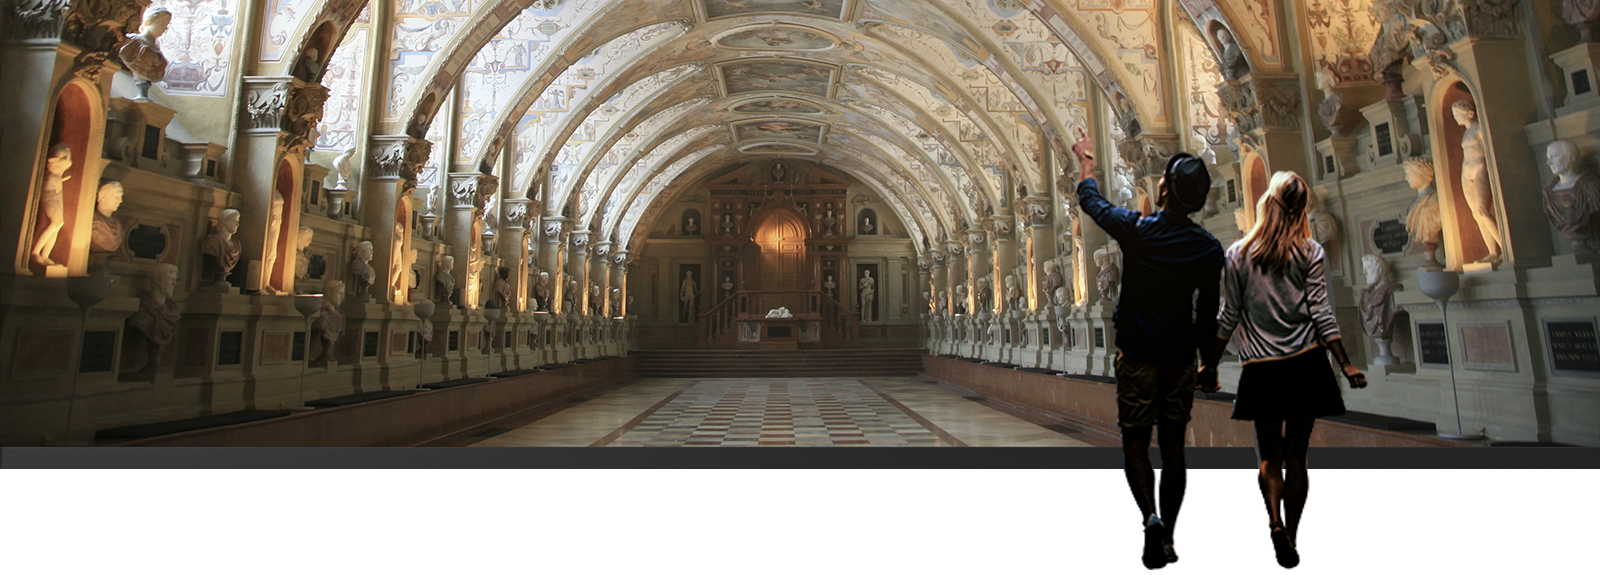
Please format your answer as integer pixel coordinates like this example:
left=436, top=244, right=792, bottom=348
left=1552, top=43, right=1600, bottom=115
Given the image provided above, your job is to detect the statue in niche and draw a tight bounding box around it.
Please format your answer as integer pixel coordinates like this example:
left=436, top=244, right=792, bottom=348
left=679, top=271, right=698, bottom=323
left=920, top=290, right=932, bottom=316
left=721, top=274, right=735, bottom=301
left=294, top=226, right=315, bottom=286
left=534, top=270, right=552, bottom=311
left=1359, top=254, right=1403, bottom=365
left=1308, top=190, right=1339, bottom=248
left=292, top=47, right=323, bottom=83
left=771, top=162, right=786, bottom=183
left=859, top=270, right=876, bottom=321
left=128, top=263, right=181, bottom=375
left=90, top=181, right=125, bottom=254
left=1543, top=140, right=1600, bottom=255
left=684, top=217, right=699, bottom=236
left=31, top=143, right=72, bottom=267
left=590, top=284, right=604, bottom=315
left=117, top=6, right=172, bottom=100
left=199, top=208, right=243, bottom=286
left=465, top=255, right=484, bottom=309
left=860, top=215, right=875, bottom=235
left=954, top=282, right=969, bottom=315
left=936, top=289, right=948, bottom=315
left=975, top=277, right=993, bottom=312
left=261, top=192, right=286, bottom=294
left=389, top=222, right=407, bottom=302
left=1215, top=26, right=1250, bottom=80
left=1452, top=99, right=1504, bottom=264
left=610, top=288, right=622, bottom=317
left=823, top=205, right=838, bottom=236
left=435, top=255, right=456, bottom=305
left=721, top=213, right=734, bottom=235
left=1042, top=260, right=1064, bottom=305
left=626, top=295, right=636, bottom=318
left=491, top=266, right=512, bottom=310
left=348, top=241, right=375, bottom=298
left=1403, top=157, right=1444, bottom=270
left=313, top=279, right=347, bottom=363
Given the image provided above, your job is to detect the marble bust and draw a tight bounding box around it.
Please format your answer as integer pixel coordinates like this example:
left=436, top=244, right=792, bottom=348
left=975, top=277, right=992, bottom=311
left=1359, top=255, right=1402, bottom=365
left=1403, top=157, right=1443, bottom=270
left=348, top=240, right=375, bottom=298
left=313, top=279, right=347, bottom=362
left=1215, top=27, right=1250, bottom=80
left=1042, top=260, right=1064, bottom=304
left=90, top=181, right=125, bottom=253
left=128, top=263, right=181, bottom=374
left=1543, top=140, right=1600, bottom=255
left=200, top=208, right=242, bottom=286
left=534, top=270, right=552, bottom=310
left=435, top=255, right=456, bottom=305
left=1453, top=99, right=1504, bottom=264
left=294, top=226, right=315, bottom=283
left=31, top=143, right=72, bottom=267
left=117, top=6, right=172, bottom=100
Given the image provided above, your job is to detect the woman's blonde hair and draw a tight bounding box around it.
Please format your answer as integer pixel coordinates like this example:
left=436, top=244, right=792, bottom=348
left=1240, top=171, right=1311, bottom=273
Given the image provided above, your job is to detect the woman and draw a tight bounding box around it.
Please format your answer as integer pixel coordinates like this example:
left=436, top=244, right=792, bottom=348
left=1202, top=171, right=1367, bottom=569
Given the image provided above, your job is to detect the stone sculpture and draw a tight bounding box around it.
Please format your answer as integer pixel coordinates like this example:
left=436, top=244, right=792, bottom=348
left=294, top=226, right=314, bottom=283
left=1004, top=274, right=1021, bottom=309
left=679, top=271, right=698, bottom=323
left=90, top=181, right=124, bottom=254
left=31, top=143, right=72, bottom=267
left=1453, top=99, right=1504, bottom=264
left=609, top=288, right=622, bottom=317
left=860, top=216, right=874, bottom=235
left=954, top=282, right=969, bottom=315
left=1543, top=140, right=1600, bottom=255
left=348, top=240, right=375, bottom=298
left=117, top=6, right=172, bottom=100
left=262, top=192, right=285, bottom=294
left=1359, top=254, right=1402, bottom=365
left=436, top=255, right=456, bottom=305
left=328, top=147, right=356, bottom=188
left=1403, top=157, right=1444, bottom=270
left=200, top=208, right=242, bottom=286
left=858, top=270, right=876, bottom=321
left=534, top=270, right=552, bottom=311
left=822, top=274, right=836, bottom=299
left=389, top=222, right=407, bottom=302
left=1043, top=260, right=1064, bottom=304
left=1096, top=248, right=1120, bottom=303
left=128, top=263, right=181, bottom=374
left=492, top=266, right=512, bottom=310
left=1308, top=190, right=1339, bottom=248
left=313, top=279, right=347, bottom=362
left=1215, top=26, right=1250, bottom=80
left=1564, top=0, right=1600, bottom=42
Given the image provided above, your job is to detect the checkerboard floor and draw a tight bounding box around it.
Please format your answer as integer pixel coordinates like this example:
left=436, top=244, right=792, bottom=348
left=606, top=379, right=952, bottom=447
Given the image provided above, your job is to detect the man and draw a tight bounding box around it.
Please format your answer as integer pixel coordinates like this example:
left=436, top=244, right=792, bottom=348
left=1071, top=127, right=1224, bottom=569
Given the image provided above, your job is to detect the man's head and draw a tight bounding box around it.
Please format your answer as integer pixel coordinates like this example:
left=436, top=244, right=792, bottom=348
left=1158, top=153, right=1211, bottom=215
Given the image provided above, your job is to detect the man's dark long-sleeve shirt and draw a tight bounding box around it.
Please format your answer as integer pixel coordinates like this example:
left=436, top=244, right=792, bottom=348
left=1078, top=177, right=1224, bottom=366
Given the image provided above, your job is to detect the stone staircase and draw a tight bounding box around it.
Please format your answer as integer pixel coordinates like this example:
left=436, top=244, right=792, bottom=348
left=632, top=349, right=925, bottom=378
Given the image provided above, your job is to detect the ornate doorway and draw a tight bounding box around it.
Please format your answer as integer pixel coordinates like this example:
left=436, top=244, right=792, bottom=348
left=752, top=208, right=808, bottom=291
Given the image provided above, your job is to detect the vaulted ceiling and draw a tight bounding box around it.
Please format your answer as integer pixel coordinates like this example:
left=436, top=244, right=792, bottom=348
left=317, top=0, right=1252, bottom=252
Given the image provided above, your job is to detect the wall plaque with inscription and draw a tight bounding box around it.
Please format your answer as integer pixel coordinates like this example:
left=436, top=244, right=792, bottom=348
left=1418, top=322, right=1449, bottom=365
left=1545, top=319, right=1600, bottom=374
left=1372, top=219, right=1409, bottom=254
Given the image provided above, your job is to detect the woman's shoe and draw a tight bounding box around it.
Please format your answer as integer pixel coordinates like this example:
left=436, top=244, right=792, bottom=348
left=1270, top=523, right=1299, bottom=569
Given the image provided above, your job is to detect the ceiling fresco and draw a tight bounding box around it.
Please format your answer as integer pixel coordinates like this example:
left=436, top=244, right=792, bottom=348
left=282, top=0, right=1256, bottom=256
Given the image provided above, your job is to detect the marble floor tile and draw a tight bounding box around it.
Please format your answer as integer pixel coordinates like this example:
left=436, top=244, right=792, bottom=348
left=470, top=376, right=1094, bottom=448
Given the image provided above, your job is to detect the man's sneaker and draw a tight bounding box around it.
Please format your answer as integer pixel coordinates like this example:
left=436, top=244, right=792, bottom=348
left=1142, top=514, right=1169, bottom=569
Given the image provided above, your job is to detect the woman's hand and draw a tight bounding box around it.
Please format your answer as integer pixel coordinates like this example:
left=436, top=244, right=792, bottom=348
left=1342, top=364, right=1367, bottom=389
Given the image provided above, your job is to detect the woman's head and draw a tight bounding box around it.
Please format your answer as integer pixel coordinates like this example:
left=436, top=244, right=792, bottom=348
left=1241, top=171, right=1312, bottom=273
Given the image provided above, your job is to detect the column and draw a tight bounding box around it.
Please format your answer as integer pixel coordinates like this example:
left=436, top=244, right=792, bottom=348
left=537, top=215, right=564, bottom=312
left=445, top=171, right=494, bottom=308
left=964, top=228, right=989, bottom=314
left=944, top=240, right=966, bottom=314
left=988, top=215, right=1016, bottom=313
left=367, top=135, right=432, bottom=303
left=590, top=240, right=612, bottom=317
left=1020, top=196, right=1055, bottom=311
left=567, top=230, right=591, bottom=315
left=612, top=250, right=631, bottom=317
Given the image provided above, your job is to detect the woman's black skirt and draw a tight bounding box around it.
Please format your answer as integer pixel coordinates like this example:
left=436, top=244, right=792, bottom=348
left=1231, top=347, right=1347, bottom=421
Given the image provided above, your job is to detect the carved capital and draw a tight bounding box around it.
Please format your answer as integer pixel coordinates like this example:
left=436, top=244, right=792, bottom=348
left=244, top=80, right=290, bottom=131
left=541, top=217, right=565, bottom=241
left=1254, top=77, right=1303, bottom=130
left=8, top=0, right=70, bottom=40
left=569, top=230, right=590, bottom=249
left=70, top=49, right=111, bottom=83
left=503, top=198, right=530, bottom=230
left=1018, top=197, right=1053, bottom=226
left=447, top=172, right=496, bottom=207
left=377, top=137, right=435, bottom=180
left=56, top=0, right=144, bottom=52
left=280, top=81, right=330, bottom=156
